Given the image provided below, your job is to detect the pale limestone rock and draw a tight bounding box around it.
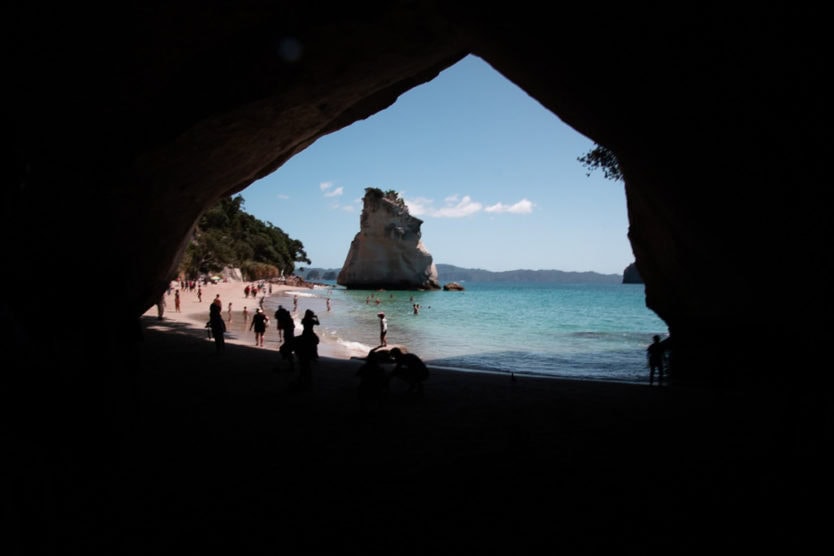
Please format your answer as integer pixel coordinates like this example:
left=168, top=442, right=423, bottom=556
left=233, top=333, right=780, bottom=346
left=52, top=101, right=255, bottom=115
left=337, top=190, right=440, bottom=290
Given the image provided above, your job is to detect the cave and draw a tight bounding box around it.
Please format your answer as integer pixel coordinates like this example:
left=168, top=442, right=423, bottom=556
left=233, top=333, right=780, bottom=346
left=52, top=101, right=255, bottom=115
left=5, top=3, right=830, bottom=552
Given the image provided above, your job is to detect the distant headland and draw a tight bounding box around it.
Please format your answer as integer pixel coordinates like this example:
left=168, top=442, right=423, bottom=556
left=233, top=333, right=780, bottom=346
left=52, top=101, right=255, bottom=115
left=298, top=263, right=632, bottom=285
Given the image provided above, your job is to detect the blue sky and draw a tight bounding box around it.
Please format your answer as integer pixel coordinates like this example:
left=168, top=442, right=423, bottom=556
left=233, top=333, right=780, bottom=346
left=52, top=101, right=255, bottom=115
left=241, top=54, right=633, bottom=275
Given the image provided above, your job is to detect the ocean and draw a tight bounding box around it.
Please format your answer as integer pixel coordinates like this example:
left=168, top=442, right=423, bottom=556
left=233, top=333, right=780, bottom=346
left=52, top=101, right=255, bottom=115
left=264, top=281, right=668, bottom=385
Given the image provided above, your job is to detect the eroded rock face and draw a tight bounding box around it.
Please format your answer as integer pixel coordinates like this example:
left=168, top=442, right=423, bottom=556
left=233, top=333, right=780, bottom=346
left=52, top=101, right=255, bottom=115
left=338, top=190, right=440, bottom=290
left=4, top=4, right=831, bottom=392
left=6, top=7, right=832, bottom=550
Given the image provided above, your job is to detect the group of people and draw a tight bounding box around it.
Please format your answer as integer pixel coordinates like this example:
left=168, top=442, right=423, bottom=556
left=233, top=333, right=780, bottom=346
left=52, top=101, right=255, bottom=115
left=205, top=287, right=665, bottom=392
left=205, top=292, right=322, bottom=389
left=276, top=307, right=320, bottom=391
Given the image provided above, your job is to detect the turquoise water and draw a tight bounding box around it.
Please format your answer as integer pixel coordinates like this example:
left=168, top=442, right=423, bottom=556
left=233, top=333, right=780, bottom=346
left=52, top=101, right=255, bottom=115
left=265, top=282, right=668, bottom=385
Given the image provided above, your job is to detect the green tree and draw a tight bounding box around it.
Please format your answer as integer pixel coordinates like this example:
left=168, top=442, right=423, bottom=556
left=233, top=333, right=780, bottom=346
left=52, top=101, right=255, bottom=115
left=180, top=195, right=311, bottom=280
left=365, top=187, right=407, bottom=210
left=577, top=143, right=623, bottom=182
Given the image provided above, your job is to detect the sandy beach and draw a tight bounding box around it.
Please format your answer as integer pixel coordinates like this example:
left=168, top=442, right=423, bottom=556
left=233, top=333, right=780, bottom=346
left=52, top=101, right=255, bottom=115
left=145, top=279, right=358, bottom=359
left=110, top=280, right=831, bottom=552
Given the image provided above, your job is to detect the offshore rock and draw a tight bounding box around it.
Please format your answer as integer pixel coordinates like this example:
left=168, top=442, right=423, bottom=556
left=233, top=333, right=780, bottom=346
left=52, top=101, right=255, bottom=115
left=338, top=189, right=440, bottom=290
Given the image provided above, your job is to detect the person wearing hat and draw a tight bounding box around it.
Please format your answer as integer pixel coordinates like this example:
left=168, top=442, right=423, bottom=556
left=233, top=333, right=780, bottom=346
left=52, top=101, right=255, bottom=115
left=289, top=309, right=321, bottom=391
left=377, top=312, right=387, bottom=347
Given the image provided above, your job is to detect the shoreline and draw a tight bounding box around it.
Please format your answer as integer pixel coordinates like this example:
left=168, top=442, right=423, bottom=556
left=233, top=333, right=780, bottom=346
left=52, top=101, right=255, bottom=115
left=129, top=305, right=816, bottom=552
left=144, top=278, right=657, bottom=385
left=123, top=279, right=822, bottom=551
left=144, top=278, right=359, bottom=359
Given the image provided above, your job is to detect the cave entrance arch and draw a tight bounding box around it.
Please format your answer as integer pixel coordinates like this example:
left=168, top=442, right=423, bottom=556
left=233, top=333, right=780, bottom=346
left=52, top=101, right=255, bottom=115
left=216, top=55, right=664, bottom=383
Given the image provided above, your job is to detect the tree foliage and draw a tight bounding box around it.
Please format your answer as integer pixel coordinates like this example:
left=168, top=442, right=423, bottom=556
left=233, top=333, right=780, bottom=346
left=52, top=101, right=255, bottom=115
left=577, top=143, right=623, bottom=182
left=365, top=186, right=407, bottom=210
left=179, top=195, right=311, bottom=280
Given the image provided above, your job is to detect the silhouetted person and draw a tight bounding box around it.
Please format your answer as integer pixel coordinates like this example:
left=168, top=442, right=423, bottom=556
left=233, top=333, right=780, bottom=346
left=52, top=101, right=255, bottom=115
left=647, top=334, right=665, bottom=386
left=301, top=309, right=318, bottom=333
left=208, top=302, right=226, bottom=353
left=249, top=307, right=268, bottom=347
left=275, top=307, right=296, bottom=371
left=290, top=309, right=320, bottom=391
left=356, top=356, right=389, bottom=415
left=389, top=347, right=429, bottom=396
left=275, top=305, right=295, bottom=343
left=274, top=305, right=287, bottom=342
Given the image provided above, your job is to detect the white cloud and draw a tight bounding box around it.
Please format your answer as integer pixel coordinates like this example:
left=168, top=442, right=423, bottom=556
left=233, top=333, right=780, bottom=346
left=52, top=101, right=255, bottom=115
left=319, top=181, right=333, bottom=192
left=485, top=198, right=534, bottom=214
left=405, top=194, right=532, bottom=218
left=433, top=195, right=483, bottom=218
left=404, top=196, right=433, bottom=217
left=323, top=186, right=343, bottom=198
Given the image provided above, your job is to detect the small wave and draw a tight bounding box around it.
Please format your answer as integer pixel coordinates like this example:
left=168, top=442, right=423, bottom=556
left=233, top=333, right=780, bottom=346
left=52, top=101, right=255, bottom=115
left=571, top=331, right=607, bottom=339
left=337, top=339, right=373, bottom=358
left=278, top=290, right=317, bottom=298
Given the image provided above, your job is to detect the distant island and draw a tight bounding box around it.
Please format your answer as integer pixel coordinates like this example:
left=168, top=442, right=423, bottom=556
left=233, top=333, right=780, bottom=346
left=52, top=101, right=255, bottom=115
left=298, top=263, right=625, bottom=285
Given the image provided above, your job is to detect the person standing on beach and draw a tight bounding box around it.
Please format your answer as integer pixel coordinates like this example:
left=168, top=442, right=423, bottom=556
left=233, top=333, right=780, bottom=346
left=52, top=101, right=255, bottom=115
left=208, top=302, right=226, bottom=353
left=242, top=306, right=249, bottom=330
left=290, top=309, right=320, bottom=391
left=227, top=302, right=233, bottom=324
left=378, top=312, right=388, bottom=347
left=647, top=335, right=666, bottom=386
left=300, top=309, right=320, bottom=359
left=275, top=305, right=294, bottom=343
left=156, top=296, right=166, bottom=320
left=174, top=289, right=181, bottom=312
left=250, top=308, right=268, bottom=347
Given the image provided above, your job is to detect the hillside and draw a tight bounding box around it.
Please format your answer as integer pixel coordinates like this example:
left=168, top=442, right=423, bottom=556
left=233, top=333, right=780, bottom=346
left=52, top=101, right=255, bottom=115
left=299, top=264, right=622, bottom=284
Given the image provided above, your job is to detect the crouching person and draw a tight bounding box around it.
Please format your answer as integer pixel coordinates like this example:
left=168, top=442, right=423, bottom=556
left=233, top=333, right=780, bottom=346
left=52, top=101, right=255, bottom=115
left=389, top=347, right=429, bottom=396
left=356, top=356, right=389, bottom=415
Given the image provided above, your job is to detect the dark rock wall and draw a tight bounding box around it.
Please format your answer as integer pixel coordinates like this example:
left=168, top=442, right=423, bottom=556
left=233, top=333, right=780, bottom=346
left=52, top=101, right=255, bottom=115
left=6, top=4, right=832, bottom=552
left=3, top=3, right=831, bottom=391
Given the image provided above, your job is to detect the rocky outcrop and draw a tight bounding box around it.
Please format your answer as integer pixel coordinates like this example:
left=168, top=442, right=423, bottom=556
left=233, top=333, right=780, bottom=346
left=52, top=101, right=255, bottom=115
left=622, top=263, right=643, bottom=284
left=337, top=189, right=440, bottom=290
left=443, top=282, right=465, bottom=291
